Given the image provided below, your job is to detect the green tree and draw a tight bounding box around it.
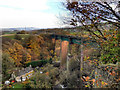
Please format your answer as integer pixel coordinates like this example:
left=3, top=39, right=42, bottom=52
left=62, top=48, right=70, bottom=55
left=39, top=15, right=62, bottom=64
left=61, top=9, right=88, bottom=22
left=59, top=58, right=80, bottom=88
left=29, top=64, right=59, bottom=88
left=17, top=30, right=28, bottom=34
left=2, top=53, right=15, bottom=81
left=100, top=27, right=120, bottom=64
left=14, top=34, right=22, bottom=40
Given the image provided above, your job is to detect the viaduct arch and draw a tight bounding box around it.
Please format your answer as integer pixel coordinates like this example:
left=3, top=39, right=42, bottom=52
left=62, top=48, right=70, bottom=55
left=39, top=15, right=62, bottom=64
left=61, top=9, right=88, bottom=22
left=51, top=34, right=98, bottom=69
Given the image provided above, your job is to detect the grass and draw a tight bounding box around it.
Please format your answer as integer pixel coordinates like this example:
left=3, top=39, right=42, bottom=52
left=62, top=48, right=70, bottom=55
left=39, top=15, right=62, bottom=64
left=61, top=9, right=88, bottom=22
left=2, top=31, right=17, bottom=35
left=3, top=35, right=15, bottom=39
left=13, top=83, right=23, bottom=88
left=11, top=83, right=24, bottom=89
left=9, top=83, right=24, bottom=90
left=2, top=34, right=30, bottom=39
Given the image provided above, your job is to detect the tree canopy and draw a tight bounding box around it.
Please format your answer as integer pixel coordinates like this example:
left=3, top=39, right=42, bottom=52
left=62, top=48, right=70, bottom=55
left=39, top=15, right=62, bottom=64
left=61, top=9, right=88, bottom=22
left=62, top=0, right=120, bottom=40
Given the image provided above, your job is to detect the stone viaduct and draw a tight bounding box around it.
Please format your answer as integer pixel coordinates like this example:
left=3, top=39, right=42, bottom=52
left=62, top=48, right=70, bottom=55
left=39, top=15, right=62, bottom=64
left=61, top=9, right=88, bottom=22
left=50, top=34, right=98, bottom=68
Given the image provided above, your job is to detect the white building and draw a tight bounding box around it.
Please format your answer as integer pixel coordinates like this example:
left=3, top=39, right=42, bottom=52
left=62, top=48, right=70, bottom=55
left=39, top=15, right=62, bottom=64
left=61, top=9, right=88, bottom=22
left=14, top=65, right=34, bottom=82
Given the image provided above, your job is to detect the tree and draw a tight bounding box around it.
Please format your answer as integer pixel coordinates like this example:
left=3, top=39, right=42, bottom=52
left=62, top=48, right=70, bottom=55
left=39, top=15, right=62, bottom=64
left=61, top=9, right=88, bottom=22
left=23, top=35, right=53, bottom=61
left=62, top=0, right=120, bottom=64
left=59, top=58, right=80, bottom=88
left=2, top=53, right=15, bottom=81
left=61, top=1, right=120, bottom=88
left=14, top=34, right=22, bottom=40
left=32, top=31, right=38, bottom=34
left=23, top=35, right=45, bottom=60
left=5, top=42, right=31, bottom=67
left=100, top=26, right=120, bottom=63
left=29, top=64, right=59, bottom=88
left=62, top=0, right=120, bottom=40
left=17, top=30, right=28, bottom=34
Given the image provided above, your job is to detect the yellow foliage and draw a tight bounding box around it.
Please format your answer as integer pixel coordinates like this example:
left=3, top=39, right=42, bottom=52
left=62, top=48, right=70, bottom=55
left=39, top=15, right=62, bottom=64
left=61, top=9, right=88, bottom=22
left=50, top=50, right=54, bottom=54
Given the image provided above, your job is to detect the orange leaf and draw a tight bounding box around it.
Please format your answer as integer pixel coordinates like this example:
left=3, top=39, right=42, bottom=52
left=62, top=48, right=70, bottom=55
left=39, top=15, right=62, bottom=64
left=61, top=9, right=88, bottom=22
left=92, top=79, right=95, bottom=83
left=45, top=72, right=49, bottom=75
left=85, top=76, right=90, bottom=81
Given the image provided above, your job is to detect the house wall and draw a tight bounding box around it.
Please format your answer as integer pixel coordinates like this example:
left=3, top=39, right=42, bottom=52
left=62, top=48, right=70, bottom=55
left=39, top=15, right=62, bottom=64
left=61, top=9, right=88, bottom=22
left=15, top=70, right=34, bottom=82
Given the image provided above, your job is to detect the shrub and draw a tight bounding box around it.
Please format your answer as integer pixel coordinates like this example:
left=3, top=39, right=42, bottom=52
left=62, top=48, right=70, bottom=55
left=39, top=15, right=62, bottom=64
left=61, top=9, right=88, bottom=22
left=26, top=60, right=48, bottom=68
left=29, top=64, right=59, bottom=88
left=59, top=58, right=80, bottom=88
left=14, top=34, right=22, bottom=40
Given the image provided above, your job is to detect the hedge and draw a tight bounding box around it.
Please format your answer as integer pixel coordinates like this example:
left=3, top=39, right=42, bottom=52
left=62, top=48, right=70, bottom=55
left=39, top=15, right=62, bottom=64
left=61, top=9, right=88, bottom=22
left=26, top=60, right=48, bottom=68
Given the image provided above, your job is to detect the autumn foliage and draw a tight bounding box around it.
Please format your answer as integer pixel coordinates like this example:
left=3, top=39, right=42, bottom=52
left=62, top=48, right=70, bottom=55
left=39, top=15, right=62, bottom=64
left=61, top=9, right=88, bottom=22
left=2, top=34, right=54, bottom=67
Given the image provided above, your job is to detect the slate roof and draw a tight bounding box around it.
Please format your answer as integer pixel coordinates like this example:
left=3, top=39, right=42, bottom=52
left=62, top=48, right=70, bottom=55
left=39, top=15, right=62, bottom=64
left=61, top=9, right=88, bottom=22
left=16, top=66, right=33, bottom=76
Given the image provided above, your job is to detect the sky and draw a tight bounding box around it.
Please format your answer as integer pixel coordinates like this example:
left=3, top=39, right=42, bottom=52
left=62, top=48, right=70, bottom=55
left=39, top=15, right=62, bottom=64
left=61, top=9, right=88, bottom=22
left=0, top=0, right=118, bottom=29
left=0, top=0, right=66, bottom=28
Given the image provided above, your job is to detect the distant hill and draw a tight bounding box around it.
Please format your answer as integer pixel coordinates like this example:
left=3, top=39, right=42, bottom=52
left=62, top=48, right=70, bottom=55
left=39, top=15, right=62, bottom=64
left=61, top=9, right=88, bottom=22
left=1, top=27, right=40, bottom=31
left=1, top=22, right=112, bottom=32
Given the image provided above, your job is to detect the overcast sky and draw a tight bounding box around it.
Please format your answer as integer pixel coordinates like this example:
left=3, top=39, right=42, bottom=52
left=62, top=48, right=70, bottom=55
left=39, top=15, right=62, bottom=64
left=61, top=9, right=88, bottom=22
left=0, top=0, right=66, bottom=28
left=0, top=0, right=118, bottom=29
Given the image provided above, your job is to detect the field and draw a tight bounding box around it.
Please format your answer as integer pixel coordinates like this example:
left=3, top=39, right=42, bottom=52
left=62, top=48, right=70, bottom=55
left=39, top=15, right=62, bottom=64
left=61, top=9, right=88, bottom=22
left=12, top=83, right=24, bottom=89
left=2, top=34, right=30, bottom=39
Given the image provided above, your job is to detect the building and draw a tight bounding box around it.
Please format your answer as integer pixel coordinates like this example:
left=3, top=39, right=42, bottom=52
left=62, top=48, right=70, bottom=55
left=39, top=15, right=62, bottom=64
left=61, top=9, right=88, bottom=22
left=14, top=65, right=34, bottom=82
